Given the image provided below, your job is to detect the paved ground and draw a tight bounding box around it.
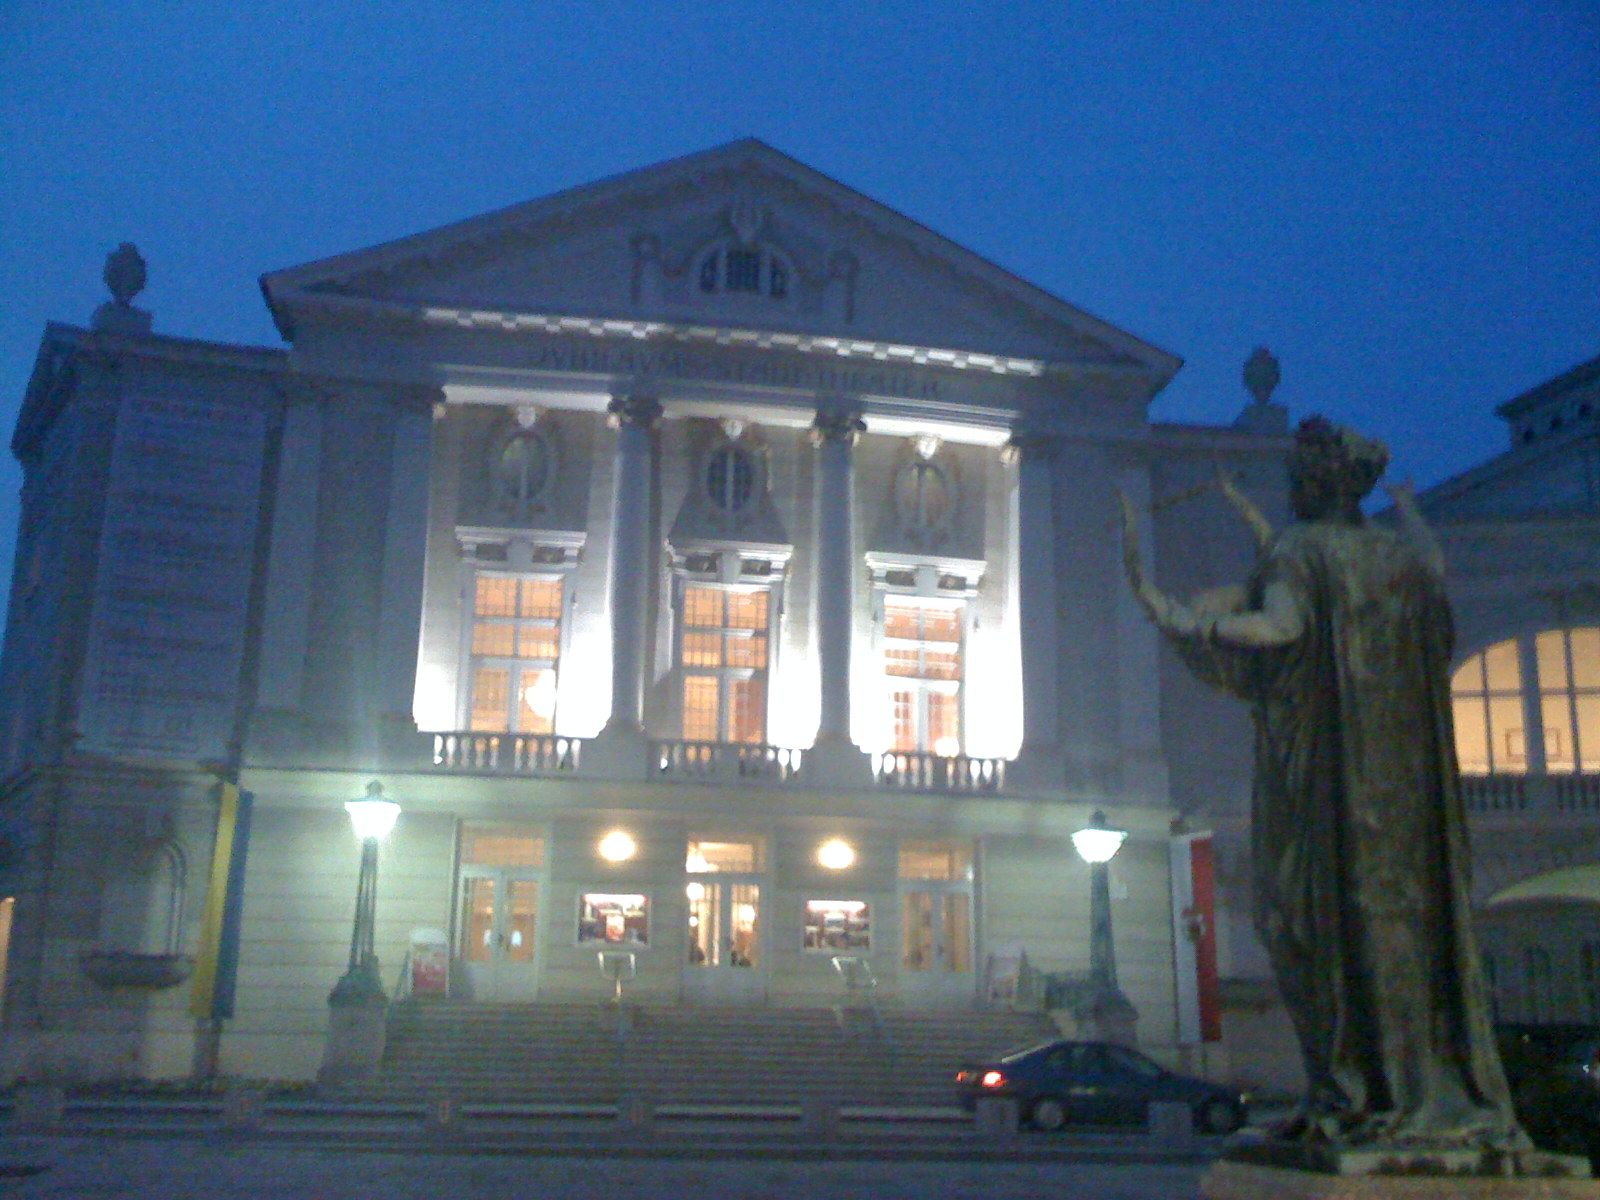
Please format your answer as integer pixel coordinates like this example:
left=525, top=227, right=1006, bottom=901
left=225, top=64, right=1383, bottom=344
left=0, top=1136, right=1207, bottom=1199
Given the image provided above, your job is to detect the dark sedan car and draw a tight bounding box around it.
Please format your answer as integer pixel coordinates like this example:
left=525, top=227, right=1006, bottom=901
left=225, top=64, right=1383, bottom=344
left=956, top=1039, right=1248, bottom=1134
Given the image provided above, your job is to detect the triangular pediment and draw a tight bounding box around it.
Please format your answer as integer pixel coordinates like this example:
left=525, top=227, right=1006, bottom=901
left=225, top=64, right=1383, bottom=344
left=261, top=139, right=1177, bottom=376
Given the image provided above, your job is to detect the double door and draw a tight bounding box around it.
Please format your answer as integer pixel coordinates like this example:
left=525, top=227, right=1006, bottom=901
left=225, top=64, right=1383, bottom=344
left=900, top=885, right=974, bottom=1005
left=682, top=877, right=765, bottom=1002
left=458, top=867, right=540, bottom=1001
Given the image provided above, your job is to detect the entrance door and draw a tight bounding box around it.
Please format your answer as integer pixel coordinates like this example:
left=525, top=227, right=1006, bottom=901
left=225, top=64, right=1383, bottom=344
left=901, top=887, right=974, bottom=1004
left=683, top=878, right=765, bottom=1002
left=899, top=839, right=976, bottom=1007
left=458, top=868, right=540, bottom=1001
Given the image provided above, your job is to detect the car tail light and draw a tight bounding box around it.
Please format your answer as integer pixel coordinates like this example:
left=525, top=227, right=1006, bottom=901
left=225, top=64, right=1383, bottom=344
left=955, top=1070, right=972, bottom=1084
left=981, top=1070, right=1006, bottom=1089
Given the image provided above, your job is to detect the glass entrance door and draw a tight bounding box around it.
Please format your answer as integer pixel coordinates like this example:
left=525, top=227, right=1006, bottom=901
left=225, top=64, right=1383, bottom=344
left=682, top=839, right=766, bottom=1003
left=459, top=870, right=539, bottom=1001
left=455, top=825, right=544, bottom=1002
left=899, top=840, right=976, bottom=1006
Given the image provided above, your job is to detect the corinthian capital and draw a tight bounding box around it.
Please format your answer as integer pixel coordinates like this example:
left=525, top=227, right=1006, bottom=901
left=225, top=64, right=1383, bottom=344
left=607, top=395, right=663, bottom=430
left=1002, top=426, right=1060, bottom=466
left=810, top=404, right=866, bottom=447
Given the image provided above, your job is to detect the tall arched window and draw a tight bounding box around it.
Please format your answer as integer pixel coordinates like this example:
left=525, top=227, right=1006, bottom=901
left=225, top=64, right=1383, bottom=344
left=1451, top=627, right=1600, bottom=774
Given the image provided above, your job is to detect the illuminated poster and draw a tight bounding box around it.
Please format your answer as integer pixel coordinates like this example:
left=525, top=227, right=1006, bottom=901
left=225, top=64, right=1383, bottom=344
left=77, top=394, right=267, bottom=763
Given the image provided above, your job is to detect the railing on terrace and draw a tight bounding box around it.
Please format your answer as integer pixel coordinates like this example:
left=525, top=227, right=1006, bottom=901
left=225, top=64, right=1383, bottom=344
left=426, top=731, right=1011, bottom=795
left=1461, top=772, right=1600, bottom=816
left=431, top=732, right=582, bottom=774
left=653, top=740, right=804, bottom=783
left=872, top=751, right=1006, bottom=793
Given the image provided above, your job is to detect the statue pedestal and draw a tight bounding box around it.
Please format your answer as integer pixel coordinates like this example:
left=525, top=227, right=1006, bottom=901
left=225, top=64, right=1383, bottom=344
left=1202, top=1141, right=1595, bottom=1198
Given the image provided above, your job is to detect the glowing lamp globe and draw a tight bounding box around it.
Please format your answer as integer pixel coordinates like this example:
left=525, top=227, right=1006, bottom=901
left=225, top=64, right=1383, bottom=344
left=817, top=838, right=856, bottom=871
left=344, top=782, right=400, bottom=842
left=598, top=830, right=637, bottom=863
left=1072, top=811, right=1126, bottom=865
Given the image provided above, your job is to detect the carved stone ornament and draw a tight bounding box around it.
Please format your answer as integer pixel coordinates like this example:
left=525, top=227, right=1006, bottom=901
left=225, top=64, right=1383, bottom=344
left=606, top=395, right=663, bottom=430
left=810, top=406, right=866, bottom=446
left=729, top=197, right=765, bottom=246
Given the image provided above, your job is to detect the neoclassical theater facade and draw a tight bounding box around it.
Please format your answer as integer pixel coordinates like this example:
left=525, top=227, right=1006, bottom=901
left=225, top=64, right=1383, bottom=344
left=0, top=140, right=1592, bottom=1088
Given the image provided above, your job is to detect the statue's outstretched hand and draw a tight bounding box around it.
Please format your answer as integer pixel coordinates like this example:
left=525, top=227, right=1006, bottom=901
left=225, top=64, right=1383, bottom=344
left=1118, top=488, right=1194, bottom=634
left=1215, top=463, right=1274, bottom=552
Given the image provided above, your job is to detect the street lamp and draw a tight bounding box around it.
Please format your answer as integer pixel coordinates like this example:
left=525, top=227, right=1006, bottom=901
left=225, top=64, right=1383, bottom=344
left=330, top=781, right=400, bottom=1004
left=1073, top=809, right=1137, bottom=1043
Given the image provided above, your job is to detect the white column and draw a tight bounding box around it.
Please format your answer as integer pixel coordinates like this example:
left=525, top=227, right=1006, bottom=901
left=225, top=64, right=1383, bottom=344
left=601, top=394, right=661, bottom=735
left=1006, top=429, right=1066, bottom=790
left=806, top=405, right=873, bottom=788
left=254, top=385, right=323, bottom=711
left=810, top=405, right=864, bottom=745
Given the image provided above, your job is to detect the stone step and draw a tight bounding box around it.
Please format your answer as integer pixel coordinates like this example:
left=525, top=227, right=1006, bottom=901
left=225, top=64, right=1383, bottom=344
left=343, top=1000, right=1057, bottom=1107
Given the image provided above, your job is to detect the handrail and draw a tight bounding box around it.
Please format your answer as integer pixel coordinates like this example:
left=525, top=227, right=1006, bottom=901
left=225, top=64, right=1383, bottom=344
left=597, top=950, right=636, bottom=1006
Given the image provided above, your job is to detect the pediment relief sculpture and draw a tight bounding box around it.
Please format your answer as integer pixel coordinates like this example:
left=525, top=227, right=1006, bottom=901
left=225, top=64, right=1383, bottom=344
left=631, top=195, right=858, bottom=323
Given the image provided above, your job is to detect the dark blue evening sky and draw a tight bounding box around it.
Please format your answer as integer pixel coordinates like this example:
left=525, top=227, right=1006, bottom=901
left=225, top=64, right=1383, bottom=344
left=2, top=1, right=1596, bottom=630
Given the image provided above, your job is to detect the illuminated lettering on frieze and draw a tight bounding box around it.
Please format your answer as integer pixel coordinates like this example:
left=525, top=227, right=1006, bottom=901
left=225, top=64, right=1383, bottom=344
left=502, top=339, right=944, bottom=400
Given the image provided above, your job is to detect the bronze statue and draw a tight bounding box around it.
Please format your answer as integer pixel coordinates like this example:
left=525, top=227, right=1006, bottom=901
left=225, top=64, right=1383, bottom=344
left=1120, top=417, right=1525, bottom=1154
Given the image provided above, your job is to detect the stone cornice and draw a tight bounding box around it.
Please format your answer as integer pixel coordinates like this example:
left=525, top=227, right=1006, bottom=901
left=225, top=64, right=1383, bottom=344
left=14, top=323, right=286, bottom=462
left=276, top=289, right=1107, bottom=380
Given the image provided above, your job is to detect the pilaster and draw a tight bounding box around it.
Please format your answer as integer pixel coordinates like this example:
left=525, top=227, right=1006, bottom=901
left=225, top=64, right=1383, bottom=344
left=1004, top=429, right=1066, bottom=791
left=252, top=379, right=323, bottom=712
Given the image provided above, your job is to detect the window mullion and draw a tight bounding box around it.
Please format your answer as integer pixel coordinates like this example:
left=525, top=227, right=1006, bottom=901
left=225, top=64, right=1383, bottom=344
left=1519, top=632, right=1548, bottom=774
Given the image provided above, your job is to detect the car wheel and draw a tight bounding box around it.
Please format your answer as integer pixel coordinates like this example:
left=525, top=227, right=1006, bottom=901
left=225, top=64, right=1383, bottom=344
left=1197, top=1098, right=1242, bottom=1135
left=1029, top=1097, right=1068, bottom=1132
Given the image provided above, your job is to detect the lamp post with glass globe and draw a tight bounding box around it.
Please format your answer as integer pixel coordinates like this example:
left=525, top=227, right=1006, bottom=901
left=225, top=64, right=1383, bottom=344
left=1072, top=810, right=1138, bottom=1044
left=319, top=781, right=401, bottom=1084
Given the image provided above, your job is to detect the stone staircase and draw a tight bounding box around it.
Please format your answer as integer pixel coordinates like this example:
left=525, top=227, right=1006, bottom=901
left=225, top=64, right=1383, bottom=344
left=338, top=1001, right=1058, bottom=1106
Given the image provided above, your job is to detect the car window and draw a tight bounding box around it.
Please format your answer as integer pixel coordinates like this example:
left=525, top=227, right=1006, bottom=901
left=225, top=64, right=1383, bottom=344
left=1103, top=1045, right=1165, bottom=1079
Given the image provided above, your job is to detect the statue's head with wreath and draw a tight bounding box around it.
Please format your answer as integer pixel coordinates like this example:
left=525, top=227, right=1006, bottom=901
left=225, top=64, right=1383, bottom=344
left=1289, top=416, right=1389, bottom=522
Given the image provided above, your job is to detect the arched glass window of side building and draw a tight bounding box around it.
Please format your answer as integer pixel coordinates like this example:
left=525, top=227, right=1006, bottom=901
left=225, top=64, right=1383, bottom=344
left=1451, top=627, right=1600, bottom=774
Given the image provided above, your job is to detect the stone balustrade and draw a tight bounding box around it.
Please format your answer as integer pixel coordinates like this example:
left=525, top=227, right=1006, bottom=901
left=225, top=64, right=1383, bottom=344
left=1461, top=772, right=1600, bottom=818
left=431, top=732, right=582, bottom=774
left=424, top=731, right=1017, bottom=796
left=872, top=750, right=1007, bottom=793
left=652, top=740, right=806, bottom=783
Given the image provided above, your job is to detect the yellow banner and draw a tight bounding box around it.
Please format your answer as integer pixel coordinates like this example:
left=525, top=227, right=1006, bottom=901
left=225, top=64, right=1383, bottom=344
left=188, top=782, right=239, bottom=1020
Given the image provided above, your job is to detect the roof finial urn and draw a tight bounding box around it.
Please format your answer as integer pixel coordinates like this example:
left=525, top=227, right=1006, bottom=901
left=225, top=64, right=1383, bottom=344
left=1233, top=346, right=1288, bottom=433
left=91, top=242, right=153, bottom=334
left=104, top=243, right=147, bottom=306
left=1243, top=346, right=1281, bottom=406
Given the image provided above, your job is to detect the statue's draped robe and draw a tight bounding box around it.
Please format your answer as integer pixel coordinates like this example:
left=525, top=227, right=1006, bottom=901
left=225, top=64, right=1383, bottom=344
left=1175, top=521, right=1523, bottom=1146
